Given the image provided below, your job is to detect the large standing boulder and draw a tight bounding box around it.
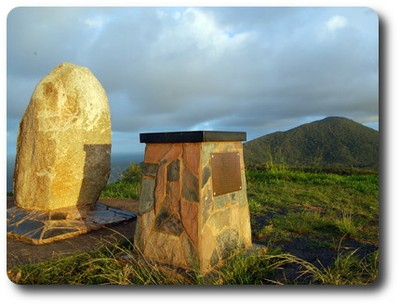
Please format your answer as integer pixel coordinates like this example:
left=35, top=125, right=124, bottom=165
left=13, top=62, right=112, bottom=211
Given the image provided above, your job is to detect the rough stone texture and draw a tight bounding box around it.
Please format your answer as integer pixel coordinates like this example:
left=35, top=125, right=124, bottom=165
left=13, top=62, right=111, bottom=211
left=199, top=142, right=252, bottom=272
left=138, top=178, right=155, bottom=214
left=141, top=163, right=159, bottom=177
left=180, top=200, right=198, bottom=247
left=182, top=168, right=199, bottom=202
left=135, top=140, right=252, bottom=273
left=167, top=159, right=180, bottom=182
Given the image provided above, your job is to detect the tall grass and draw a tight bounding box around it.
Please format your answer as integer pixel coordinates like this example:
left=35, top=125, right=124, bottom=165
left=8, top=237, right=378, bottom=285
left=8, top=233, right=191, bottom=285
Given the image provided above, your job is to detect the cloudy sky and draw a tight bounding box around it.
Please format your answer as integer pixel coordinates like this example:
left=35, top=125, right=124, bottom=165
left=6, top=6, right=379, bottom=157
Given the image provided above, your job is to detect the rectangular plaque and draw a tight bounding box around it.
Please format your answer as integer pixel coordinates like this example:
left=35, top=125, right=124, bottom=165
left=211, top=152, right=242, bottom=196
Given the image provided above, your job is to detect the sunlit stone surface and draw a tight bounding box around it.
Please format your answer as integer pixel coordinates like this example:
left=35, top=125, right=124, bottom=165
left=13, top=62, right=111, bottom=211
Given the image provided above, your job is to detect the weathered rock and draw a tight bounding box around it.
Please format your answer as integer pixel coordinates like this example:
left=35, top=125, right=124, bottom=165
left=13, top=62, right=111, bottom=211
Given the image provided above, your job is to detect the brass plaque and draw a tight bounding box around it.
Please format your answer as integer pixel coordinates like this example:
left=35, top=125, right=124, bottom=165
left=211, top=152, right=242, bottom=196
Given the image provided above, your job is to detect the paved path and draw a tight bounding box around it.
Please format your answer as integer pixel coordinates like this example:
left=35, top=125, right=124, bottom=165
left=7, top=197, right=138, bottom=270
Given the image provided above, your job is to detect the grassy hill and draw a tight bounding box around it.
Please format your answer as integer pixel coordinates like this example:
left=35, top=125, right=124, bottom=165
left=244, top=117, right=379, bottom=169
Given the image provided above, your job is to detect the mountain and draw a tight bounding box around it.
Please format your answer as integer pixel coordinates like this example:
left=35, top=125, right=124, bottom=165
left=244, top=117, right=379, bottom=169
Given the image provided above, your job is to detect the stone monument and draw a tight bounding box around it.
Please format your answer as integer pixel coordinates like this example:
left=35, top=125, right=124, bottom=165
left=7, top=62, right=135, bottom=244
left=135, top=131, right=252, bottom=273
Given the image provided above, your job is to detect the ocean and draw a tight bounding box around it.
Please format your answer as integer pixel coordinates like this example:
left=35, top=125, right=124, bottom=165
left=6, top=152, right=144, bottom=193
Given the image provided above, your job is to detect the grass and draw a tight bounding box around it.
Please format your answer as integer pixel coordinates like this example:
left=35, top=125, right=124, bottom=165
left=246, top=168, right=379, bottom=247
left=8, top=164, right=379, bottom=285
left=8, top=236, right=378, bottom=285
left=100, top=163, right=142, bottom=199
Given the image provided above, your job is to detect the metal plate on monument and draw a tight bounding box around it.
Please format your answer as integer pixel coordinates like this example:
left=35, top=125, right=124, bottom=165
left=211, top=152, right=242, bottom=196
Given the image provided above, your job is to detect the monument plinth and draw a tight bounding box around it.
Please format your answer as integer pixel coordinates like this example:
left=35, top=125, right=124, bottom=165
left=135, top=131, right=252, bottom=273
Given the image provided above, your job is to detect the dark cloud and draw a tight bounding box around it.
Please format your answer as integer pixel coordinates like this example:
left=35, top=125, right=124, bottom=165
left=7, top=7, right=378, bottom=154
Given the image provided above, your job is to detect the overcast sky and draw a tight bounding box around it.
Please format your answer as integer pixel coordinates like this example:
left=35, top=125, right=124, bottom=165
left=6, top=6, right=379, bottom=156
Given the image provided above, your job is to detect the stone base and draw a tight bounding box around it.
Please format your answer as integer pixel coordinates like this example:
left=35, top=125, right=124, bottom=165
left=135, top=135, right=252, bottom=273
left=7, top=203, right=136, bottom=245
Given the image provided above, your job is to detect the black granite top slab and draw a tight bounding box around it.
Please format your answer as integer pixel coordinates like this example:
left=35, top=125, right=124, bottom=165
left=139, top=131, right=246, bottom=143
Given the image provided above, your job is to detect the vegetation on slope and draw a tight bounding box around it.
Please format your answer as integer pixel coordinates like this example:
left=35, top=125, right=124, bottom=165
left=100, top=163, right=142, bottom=199
left=244, top=117, right=379, bottom=169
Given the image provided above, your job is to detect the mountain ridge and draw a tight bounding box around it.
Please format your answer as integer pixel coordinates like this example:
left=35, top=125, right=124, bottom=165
left=244, top=116, right=379, bottom=169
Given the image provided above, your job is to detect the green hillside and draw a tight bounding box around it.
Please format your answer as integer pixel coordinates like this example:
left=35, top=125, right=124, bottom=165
left=244, top=117, right=379, bottom=169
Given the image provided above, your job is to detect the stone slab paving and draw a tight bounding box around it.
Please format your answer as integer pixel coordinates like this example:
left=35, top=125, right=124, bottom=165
left=7, top=197, right=138, bottom=269
left=7, top=204, right=136, bottom=245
